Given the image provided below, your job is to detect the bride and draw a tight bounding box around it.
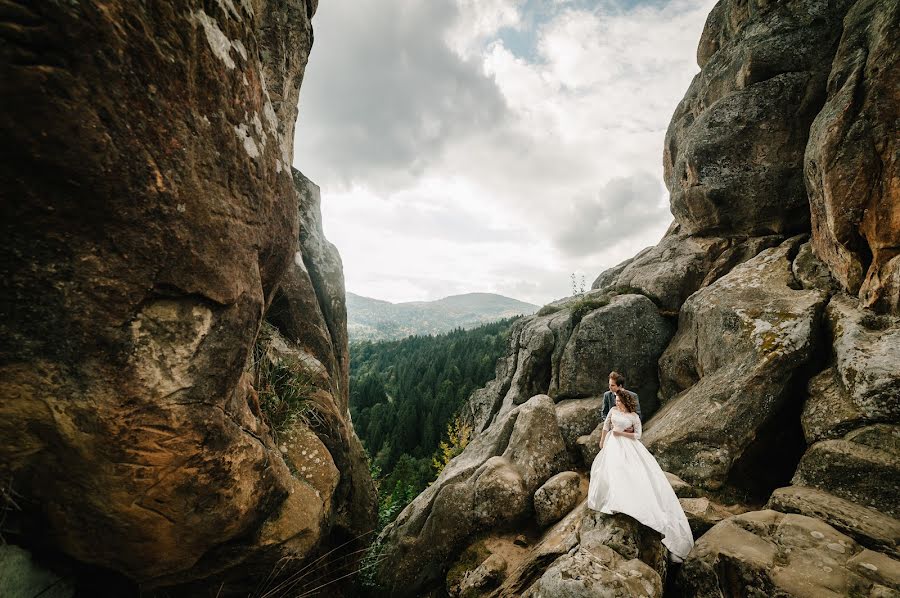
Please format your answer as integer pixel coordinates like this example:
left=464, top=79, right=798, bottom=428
left=587, top=389, right=694, bottom=561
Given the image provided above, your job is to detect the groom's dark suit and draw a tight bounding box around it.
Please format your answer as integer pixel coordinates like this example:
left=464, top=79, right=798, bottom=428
left=601, top=389, right=642, bottom=421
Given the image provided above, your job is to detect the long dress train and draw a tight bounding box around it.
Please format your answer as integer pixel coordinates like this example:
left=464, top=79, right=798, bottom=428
left=587, top=408, right=694, bottom=561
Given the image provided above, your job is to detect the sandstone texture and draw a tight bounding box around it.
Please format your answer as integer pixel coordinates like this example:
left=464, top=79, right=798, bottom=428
left=679, top=510, right=900, bottom=597
left=374, top=395, right=570, bottom=595
left=646, top=237, right=827, bottom=492
left=555, top=294, right=674, bottom=414
left=533, top=471, right=583, bottom=529
left=664, top=0, right=853, bottom=236
left=0, top=0, right=374, bottom=590
left=591, top=228, right=784, bottom=313
left=768, top=486, right=900, bottom=558
left=805, top=0, right=900, bottom=312
left=465, top=292, right=674, bottom=431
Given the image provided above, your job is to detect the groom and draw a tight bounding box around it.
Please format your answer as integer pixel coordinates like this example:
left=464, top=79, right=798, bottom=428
left=601, top=371, right=642, bottom=422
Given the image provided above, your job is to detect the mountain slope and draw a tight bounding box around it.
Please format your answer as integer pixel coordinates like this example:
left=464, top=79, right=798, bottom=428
left=347, top=292, right=537, bottom=341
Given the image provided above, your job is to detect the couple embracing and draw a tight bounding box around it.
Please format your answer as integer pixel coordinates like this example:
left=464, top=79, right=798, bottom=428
left=586, top=371, right=694, bottom=561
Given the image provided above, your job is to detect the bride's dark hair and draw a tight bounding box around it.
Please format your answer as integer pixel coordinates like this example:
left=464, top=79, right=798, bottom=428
left=615, top=389, right=638, bottom=413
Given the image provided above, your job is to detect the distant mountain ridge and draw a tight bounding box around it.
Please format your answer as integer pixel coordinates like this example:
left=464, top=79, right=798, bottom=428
left=347, top=292, right=538, bottom=341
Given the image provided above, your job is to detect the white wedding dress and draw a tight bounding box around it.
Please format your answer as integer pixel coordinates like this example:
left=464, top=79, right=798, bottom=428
left=587, top=408, right=694, bottom=561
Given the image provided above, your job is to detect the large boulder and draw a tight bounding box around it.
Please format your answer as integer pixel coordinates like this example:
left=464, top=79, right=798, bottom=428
left=465, top=312, right=572, bottom=432
left=805, top=0, right=900, bottom=312
left=522, top=544, right=662, bottom=598
left=0, top=0, right=377, bottom=589
left=828, top=296, right=900, bottom=426
left=664, top=0, right=853, bottom=236
left=678, top=510, right=900, bottom=597
left=467, top=290, right=674, bottom=430
left=792, top=429, right=900, bottom=519
left=647, top=237, right=828, bottom=493
left=555, top=398, right=605, bottom=456
left=555, top=294, right=674, bottom=416
left=768, top=486, right=900, bottom=558
left=494, top=504, right=668, bottom=598
left=533, top=472, right=583, bottom=529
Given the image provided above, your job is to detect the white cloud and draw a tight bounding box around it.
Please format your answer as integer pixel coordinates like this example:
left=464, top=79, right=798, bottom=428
left=295, top=0, right=717, bottom=305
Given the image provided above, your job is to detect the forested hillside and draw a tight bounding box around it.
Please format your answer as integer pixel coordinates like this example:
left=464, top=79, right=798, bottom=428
left=349, top=318, right=517, bottom=519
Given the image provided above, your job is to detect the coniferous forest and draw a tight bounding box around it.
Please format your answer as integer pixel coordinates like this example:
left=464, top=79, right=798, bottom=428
left=349, top=318, right=517, bottom=522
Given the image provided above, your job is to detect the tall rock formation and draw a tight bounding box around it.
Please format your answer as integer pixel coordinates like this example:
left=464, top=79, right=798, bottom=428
left=805, top=0, right=900, bottom=312
left=375, top=0, right=900, bottom=596
left=0, top=0, right=374, bottom=593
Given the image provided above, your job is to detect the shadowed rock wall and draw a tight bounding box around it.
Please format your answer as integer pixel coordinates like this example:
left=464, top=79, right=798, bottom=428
left=0, top=0, right=374, bottom=591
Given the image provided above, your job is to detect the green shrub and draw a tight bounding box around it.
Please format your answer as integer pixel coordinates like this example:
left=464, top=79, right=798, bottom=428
left=537, top=304, right=562, bottom=316
left=569, top=295, right=611, bottom=325
left=253, top=323, right=317, bottom=439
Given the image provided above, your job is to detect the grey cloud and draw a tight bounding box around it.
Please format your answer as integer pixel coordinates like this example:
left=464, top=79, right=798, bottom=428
left=554, top=172, right=670, bottom=257
left=294, top=0, right=510, bottom=189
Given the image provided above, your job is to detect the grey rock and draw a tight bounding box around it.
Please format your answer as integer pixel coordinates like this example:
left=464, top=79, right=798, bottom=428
left=593, top=231, right=730, bottom=312
left=792, top=435, right=900, bottom=518
left=555, top=294, right=674, bottom=416
left=792, top=241, right=842, bottom=294
left=534, top=472, right=583, bottom=528
left=665, top=472, right=701, bottom=499
left=827, top=296, right=900, bottom=426
left=678, top=510, right=900, bottom=597
left=523, top=544, right=663, bottom=598
left=376, top=394, right=569, bottom=596
left=768, top=485, right=900, bottom=558
left=555, top=398, right=605, bottom=456
left=664, top=0, right=853, bottom=236
left=679, top=497, right=735, bottom=538
left=579, top=511, right=667, bottom=582
left=647, top=238, right=829, bottom=491
left=576, top=429, right=603, bottom=468
left=0, top=545, right=74, bottom=598
left=459, top=553, right=507, bottom=595
left=802, top=367, right=870, bottom=443
left=473, top=457, right=530, bottom=527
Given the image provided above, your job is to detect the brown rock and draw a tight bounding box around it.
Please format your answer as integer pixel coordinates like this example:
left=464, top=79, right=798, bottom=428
left=805, top=0, right=900, bottom=311
left=0, top=1, right=376, bottom=588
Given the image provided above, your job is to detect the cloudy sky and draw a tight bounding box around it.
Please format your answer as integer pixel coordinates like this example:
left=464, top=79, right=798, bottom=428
left=293, top=0, right=717, bottom=306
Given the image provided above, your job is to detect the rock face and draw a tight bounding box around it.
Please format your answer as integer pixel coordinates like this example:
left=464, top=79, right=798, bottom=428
left=591, top=228, right=784, bottom=313
left=805, top=0, right=900, bottom=312
left=664, top=0, right=853, bottom=236
left=533, top=471, right=583, bottom=529
left=646, top=237, right=827, bottom=493
left=679, top=510, right=900, bottom=597
left=555, top=294, right=674, bottom=414
left=374, top=395, right=571, bottom=596
left=0, top=0, right=374, bottom=591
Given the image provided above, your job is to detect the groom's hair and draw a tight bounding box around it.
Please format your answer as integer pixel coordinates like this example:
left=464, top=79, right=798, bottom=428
left=609, top=371, right=625, bottom=387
